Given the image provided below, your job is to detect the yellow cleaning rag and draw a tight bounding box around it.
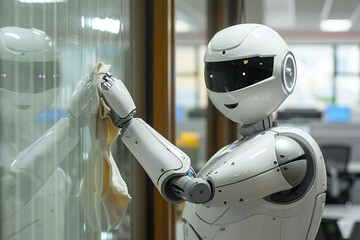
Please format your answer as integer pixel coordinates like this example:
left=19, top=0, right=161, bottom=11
left=79, top=62, right=131, bottom=231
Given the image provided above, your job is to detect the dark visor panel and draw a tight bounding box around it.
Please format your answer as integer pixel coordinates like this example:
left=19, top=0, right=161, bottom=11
left=0, top=60, right=60, bottom=93
left=205, top=56, right=274, bottom=93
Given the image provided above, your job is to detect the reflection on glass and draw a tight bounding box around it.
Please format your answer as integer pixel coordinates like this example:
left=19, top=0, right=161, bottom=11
left=0, top=1, right=132, bottom=240
left=0, top=26, right=67, bottom=240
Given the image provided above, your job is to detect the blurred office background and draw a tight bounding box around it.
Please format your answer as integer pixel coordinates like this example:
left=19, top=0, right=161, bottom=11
left=1, top=0, right=360, bottom=240
left=175, top=1, right=360, bottom=240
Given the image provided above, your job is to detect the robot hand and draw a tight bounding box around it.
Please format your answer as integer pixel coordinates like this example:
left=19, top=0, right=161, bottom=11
left=99, top=72, right=136, bottom=128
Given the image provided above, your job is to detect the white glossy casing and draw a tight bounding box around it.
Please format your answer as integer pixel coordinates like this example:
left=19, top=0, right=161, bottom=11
left=204, top=24, right=296, bottom=125
left=101, top=76, right=136, bottom=119
left=203, top=130, right=293, bottom=207
left=121, top=118, right=191, bottom=204
left=182, top=127, right=327, bottom=240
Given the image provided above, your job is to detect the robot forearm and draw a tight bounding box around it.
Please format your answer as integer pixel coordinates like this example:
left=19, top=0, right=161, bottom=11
left=121, top=118, right=212, bottom=204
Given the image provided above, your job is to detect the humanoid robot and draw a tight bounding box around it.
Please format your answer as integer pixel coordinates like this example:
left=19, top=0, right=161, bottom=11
left=99, top=24, right=327, bottom=239
left=0, top=27, right=78, bottom=240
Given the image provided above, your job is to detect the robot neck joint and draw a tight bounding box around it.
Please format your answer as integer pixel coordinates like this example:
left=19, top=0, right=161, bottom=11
left=239, top=115, right=276, bottom=136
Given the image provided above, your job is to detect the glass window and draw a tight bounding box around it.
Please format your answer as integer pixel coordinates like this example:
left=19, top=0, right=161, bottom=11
left=175, top=0, right=208, bottom=173
left=335, top=76, right=360, bottom=107
left=336, top=44, right=360, bottom=75
left=281, top=44, right=334, bottom=110
left=175, top=0, right=207, bottom=239
left=0, top=1, right=132, bottom=240
left=281, top=44, right=360, bottom=112
left=335, top=44, right=360, bottom=108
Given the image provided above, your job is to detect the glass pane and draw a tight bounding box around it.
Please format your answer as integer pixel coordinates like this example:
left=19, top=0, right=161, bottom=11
left=175, top=0, right=207, bottom=239
left=335, top=76, right=360, bottom=108
left=0, top=1, right=132, bottom=240
left=336, top=44, right=360, bottom=75
left=334, top=44, right=360, bottom=110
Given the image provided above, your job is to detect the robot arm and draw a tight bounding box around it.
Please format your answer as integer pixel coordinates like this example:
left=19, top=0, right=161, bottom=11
left=100, top=72, right=310, bottom=208
left=100, top=73, right=213, bottom=204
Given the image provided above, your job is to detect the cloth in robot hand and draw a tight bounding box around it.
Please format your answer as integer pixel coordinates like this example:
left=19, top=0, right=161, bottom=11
left=79, top=62, right=131, bottom=231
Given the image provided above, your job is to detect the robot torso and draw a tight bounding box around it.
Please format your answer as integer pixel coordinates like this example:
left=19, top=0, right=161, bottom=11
left=182, top=126, right=326, bottom=240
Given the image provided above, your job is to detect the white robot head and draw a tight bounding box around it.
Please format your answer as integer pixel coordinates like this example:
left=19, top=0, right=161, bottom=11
left=204, top=24, right=296, bottom=125
left=0, top=27, right=60, bottom=125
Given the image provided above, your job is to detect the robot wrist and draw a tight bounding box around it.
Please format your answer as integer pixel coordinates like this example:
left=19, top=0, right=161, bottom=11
left=169, top=174, right=213, bottom=204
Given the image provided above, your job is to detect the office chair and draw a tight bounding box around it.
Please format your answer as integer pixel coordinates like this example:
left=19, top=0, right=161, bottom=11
left=315, top=145, right=354, bottom=240
left=320, top=145, right=353, bottom=204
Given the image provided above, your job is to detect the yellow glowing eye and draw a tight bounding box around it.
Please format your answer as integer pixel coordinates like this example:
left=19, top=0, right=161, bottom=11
left=243, top=60, right=249, bottom=64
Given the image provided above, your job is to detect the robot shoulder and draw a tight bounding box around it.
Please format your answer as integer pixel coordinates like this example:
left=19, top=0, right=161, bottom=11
left=267, top=126, right=327, bottom=203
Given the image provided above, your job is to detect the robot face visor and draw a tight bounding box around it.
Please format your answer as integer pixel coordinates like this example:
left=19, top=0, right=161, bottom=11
left=0, top=60, right=60, bottom=93
left=204, top=56, right=274, bottom=93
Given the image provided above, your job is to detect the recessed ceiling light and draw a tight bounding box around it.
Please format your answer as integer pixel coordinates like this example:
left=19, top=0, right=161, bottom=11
left=320, top=19, right=352, bottom=32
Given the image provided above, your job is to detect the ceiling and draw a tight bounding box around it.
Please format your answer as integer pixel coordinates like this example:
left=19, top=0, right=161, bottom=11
left=264, top=0, right=360, bottom=32
left=176, top=0, right=360, bottom=43
left=1, top=0, right=360, bottom=44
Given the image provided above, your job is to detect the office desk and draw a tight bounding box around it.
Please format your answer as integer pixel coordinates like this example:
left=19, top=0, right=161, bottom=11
left=323, top=204, right=360, bottom=239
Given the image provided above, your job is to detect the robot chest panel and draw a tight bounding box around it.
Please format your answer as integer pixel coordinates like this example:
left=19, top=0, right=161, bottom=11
left=185, top=194, right=321, bottom=240
left=201, top=130, right=278, bottom=185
